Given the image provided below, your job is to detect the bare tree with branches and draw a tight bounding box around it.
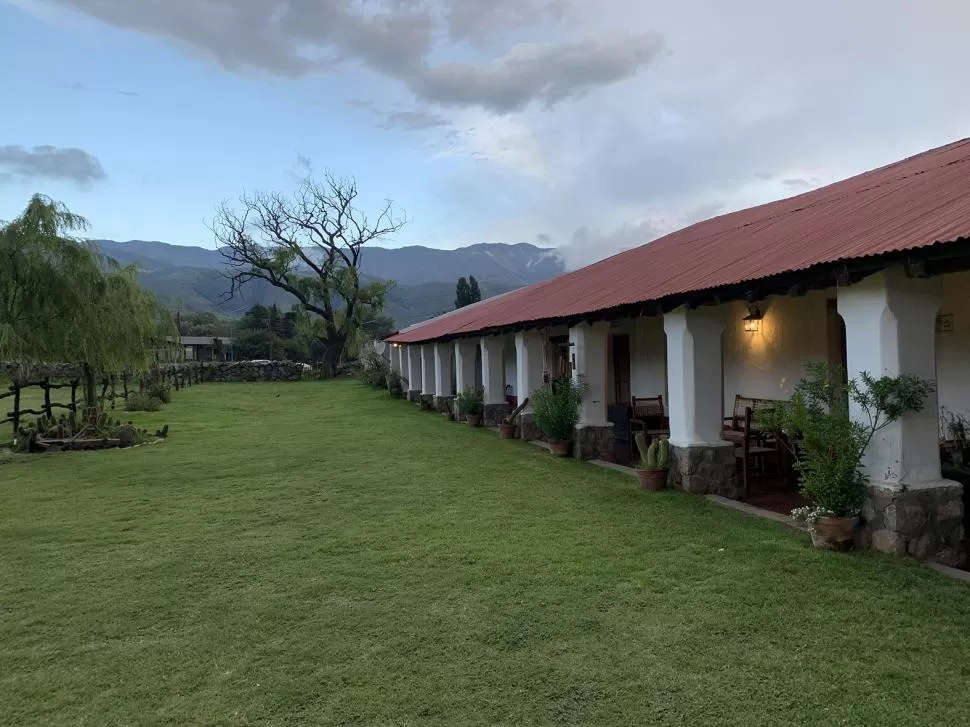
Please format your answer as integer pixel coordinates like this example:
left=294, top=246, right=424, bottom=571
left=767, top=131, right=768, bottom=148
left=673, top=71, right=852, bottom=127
left=213, top=174, right=406, bottom=376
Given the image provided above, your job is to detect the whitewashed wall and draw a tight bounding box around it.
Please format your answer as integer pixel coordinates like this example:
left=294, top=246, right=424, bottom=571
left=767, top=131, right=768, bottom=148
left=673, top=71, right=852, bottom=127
left=936, top=270, right=970, bottom=417
left=504, top=340, right=517, bottom=395
left=594, top=270, right=969, bottom=426
left=608, top=317, right=668, bottom=404
left=721, top=290, right=832, bottom=413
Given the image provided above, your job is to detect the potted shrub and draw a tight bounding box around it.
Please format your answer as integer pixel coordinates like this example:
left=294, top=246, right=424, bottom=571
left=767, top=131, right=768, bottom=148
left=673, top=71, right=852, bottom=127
left=633, top=432, right=668, bottom=490
left=457, top=387, right=484, bottom=427
left=761, top=363, right=930, bottom=551
left=531, top=378, right=587, bottom=457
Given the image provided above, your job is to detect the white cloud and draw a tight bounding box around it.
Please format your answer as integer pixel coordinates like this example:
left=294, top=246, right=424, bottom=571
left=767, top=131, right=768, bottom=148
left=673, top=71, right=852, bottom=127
left=0, top=145, right=106, bottom=186
left=20, top=0, right=970, bottom=264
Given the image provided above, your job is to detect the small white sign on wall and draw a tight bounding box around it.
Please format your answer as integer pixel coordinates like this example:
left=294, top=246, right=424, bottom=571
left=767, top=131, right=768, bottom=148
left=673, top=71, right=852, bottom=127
left=936, top=314, right=954, bottom=333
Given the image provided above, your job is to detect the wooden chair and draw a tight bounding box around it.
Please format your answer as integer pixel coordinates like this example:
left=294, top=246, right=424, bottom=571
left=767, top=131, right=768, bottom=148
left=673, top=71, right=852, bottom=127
left=730, top=403, right=784, bottom=496
left=630, top=395, right=668, bottom=442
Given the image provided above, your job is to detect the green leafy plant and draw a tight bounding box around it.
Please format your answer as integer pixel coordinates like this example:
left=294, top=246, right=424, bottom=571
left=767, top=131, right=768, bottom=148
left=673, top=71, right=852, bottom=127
left=940, top=407, right=970, bottom=468
left=359, top=352, right=390, bottom=388
left=386, top=370, right=404, bottom=398
left=530, top=377, right=588, bottom=442
left=148, top=381, right=172, bottom=404
left=125, top=392, right=163, bottom=412
left=759, top=363, right=931, bottom=518
left=634, top=433, right=669, bottom=471
left=456, top=387, right=484, bottom=416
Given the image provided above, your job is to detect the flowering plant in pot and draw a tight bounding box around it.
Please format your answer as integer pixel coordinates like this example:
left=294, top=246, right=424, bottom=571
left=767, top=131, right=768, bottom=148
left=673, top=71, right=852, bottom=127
left=633, top=432, right=668, bottom=490
left=759, top=363, right=930, bottom=551
left=531, top=377, right=587, bottom=457
left=456, top=387, right=485, bottom=427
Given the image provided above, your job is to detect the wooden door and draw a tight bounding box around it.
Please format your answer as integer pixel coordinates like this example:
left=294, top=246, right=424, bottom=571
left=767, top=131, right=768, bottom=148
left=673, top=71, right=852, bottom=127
left=612, top=334, right=631, bottom=404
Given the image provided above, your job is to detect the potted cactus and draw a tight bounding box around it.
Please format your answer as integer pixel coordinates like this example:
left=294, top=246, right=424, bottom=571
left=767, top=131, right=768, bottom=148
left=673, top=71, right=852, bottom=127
left=634, top=433, right=669, bottom=490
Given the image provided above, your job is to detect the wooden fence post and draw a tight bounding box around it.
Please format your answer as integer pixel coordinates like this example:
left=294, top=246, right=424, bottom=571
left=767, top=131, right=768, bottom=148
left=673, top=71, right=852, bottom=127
left=122, top=372, right=129, bottom=399
left=12, top=383, right=20, bottom=435
left=43, top=380, right=52, bottom=419
left=110, top=373, right=117, bottom=409
left=70, top=380, right=78, bottom=413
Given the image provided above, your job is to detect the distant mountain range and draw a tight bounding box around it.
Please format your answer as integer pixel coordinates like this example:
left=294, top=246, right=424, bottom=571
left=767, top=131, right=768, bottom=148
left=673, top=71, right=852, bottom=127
left=92, top=239, right=565, bottom=329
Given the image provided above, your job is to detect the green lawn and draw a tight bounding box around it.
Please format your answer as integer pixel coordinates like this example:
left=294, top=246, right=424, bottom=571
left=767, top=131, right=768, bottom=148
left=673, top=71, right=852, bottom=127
left=2, top=380, right=970, bottom=725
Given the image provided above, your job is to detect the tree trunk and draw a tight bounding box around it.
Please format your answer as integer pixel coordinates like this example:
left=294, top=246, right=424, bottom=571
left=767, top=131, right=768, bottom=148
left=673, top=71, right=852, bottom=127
left=82, top=363, right=97, bottom=409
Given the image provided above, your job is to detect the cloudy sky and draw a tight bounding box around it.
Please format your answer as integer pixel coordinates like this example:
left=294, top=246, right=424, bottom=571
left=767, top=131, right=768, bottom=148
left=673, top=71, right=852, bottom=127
left=2, top=0, right=969, bottom=267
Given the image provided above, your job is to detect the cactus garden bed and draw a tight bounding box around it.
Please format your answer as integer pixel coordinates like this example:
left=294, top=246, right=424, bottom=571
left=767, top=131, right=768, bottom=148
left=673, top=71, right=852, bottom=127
left=11, top=409, right=165, bottom=454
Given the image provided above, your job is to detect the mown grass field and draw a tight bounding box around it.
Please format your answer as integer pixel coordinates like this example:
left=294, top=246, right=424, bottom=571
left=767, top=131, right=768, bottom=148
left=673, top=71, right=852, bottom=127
left=2, top=380, right=970, bottom=726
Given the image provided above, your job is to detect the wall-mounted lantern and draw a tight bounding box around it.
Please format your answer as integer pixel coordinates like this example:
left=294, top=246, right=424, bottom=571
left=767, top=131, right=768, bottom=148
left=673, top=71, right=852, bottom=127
left=743, top=305, right=763, bottom=333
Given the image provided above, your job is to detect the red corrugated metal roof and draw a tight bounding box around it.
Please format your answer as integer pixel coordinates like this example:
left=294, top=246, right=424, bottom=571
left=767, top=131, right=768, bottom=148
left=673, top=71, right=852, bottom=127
left=389, top=138, right=970, bottom=344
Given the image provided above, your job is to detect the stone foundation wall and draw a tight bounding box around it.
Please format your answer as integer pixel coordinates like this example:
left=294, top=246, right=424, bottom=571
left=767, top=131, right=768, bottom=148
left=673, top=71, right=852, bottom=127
left=406, top=390, right=421, bottom=402
left=483, top=403, right=509, bottom=427
left=433, top=395, right=454, bottom=414
left=573, top=424, right=615, bottom=461
left=856, top=482, right=965, bottom=567
left=203, top=361, right=306, bottom=382
left=669, top=443, right=740, bottom=498
left=419, top=393, right=434, bottom=409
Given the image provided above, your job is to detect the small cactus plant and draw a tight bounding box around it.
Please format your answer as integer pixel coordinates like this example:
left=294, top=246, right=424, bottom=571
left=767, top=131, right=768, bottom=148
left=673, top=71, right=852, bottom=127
left=635, top=433, right=669, bottom=471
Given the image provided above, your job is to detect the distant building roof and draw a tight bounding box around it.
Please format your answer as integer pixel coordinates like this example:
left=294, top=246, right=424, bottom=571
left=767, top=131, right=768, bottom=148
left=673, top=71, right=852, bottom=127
left=388, top=137, right=970, bottom=344
left=167, top=336, right=233, bottom=346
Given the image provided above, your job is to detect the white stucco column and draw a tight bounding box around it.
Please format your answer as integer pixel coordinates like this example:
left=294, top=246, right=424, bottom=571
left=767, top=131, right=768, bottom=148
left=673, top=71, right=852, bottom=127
left=838, top=268, right=943, bottom=487
left=433, top=342, right=453, bottom=398
left=481, top=336, right=506, bottom=405
left=515, top=330, right=545, bottom=407
left=455, top=339, right=478, bottom=394
left=663, top=306, right=726, bottom=446
left=406, top=345, right=421, bottom=394
left=569, top=321, right=610, bottom=426
left=420, top=344, right=435, bottom=395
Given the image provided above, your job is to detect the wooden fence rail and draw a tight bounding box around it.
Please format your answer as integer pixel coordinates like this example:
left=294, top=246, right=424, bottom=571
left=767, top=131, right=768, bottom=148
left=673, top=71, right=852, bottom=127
left=1, top=379, right=81, bottom=435
left=3, top=365, right=207, bottom=435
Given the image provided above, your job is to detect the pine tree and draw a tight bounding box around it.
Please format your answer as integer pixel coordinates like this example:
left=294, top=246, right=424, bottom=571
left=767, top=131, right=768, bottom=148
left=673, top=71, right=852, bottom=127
left=455, top=277, right=472, bottom=309
left=468, top=276, right=482, bottom=305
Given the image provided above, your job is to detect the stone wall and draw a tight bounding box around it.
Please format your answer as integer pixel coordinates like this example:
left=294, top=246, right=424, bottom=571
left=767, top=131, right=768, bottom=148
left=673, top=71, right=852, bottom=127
left=434, top=395, right=454, bottom=414
left=856, top=482, right=965, bottom=567
left=668, top=443, right=741, bottom=498
left=202, top=361, right=308, bottom=382
left=0, top=362, right=80, bottom=381
left=483, top=403, right=509, bottom=427
left=573, top=424, right=615, bottom=461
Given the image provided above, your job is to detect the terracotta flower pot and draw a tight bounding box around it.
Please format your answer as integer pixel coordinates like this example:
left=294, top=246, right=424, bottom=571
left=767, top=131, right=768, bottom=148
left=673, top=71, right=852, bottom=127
left=498, top=422, right=516, bottom=439
left=810, top=515, right=858, bottom=550
left=466, top=414, right=483, bottom=428
left=548, top=439, right=571, bottom=457
left=636, top=468, right=666, bottom=491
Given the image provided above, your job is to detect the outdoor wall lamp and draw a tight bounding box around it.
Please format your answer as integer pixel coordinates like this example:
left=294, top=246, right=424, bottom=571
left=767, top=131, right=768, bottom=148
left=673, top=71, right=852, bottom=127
left=743, top=305, right=763, bottom=332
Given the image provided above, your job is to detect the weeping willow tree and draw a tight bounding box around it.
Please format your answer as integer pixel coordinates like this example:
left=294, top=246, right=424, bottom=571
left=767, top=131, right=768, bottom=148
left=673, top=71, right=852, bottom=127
left=0, top=195, right=176, bottom=407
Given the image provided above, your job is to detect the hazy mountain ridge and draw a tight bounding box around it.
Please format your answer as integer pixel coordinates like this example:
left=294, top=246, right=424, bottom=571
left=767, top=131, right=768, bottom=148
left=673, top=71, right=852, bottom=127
left=92, top=239, right=564, bottom=328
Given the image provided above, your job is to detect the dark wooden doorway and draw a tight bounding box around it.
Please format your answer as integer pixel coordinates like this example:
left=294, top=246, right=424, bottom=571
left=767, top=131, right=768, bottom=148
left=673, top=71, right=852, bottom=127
left=612, top=334, right=631, bottom=405
left=826, top=299, right=847, bottom=372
